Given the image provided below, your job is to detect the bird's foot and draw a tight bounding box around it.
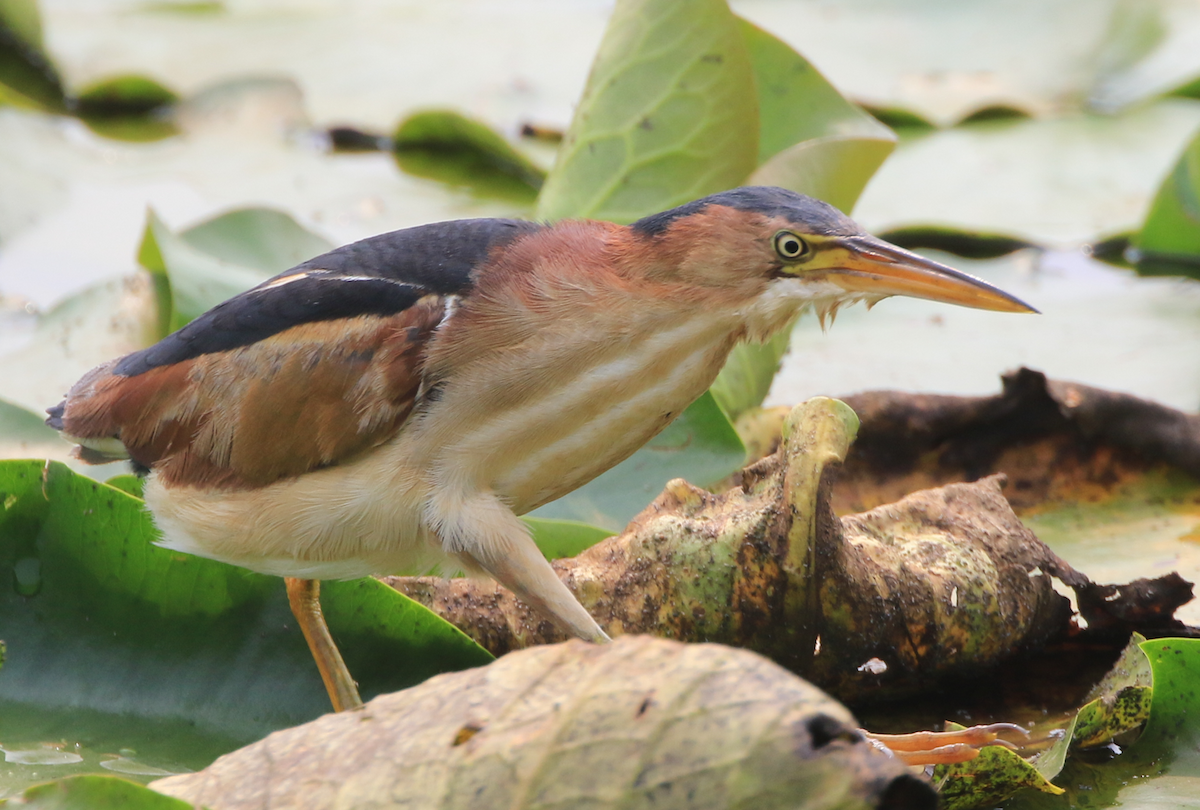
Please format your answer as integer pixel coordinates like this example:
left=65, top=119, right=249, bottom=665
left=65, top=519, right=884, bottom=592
left=865, top=723, right=1030, bottom=766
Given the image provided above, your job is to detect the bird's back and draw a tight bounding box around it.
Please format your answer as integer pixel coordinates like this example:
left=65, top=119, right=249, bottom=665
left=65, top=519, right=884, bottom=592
left=48, top=217, right=542, bottom=490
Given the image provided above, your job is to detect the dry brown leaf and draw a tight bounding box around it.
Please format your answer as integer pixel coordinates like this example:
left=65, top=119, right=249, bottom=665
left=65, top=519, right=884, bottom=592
left=388, top=398, right=1088, bottom=701
left=151, top=636, right=935, bottom=810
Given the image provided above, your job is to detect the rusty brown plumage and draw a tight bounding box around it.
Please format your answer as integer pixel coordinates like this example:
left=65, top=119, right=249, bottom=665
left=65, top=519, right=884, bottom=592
left=59, top=296, right=447, bottom=490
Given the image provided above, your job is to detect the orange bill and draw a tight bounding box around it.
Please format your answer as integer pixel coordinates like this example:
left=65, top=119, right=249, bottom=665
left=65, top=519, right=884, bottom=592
left=819, top=236, right=1038, bottom=314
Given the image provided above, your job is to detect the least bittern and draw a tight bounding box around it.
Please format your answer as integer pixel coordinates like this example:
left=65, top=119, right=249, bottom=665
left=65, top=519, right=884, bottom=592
left=48, top=187, right=1034, bottom=714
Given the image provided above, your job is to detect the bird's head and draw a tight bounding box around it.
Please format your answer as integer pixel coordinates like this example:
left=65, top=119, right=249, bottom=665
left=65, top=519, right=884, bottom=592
left=627, top=186, right=1035, bottom=338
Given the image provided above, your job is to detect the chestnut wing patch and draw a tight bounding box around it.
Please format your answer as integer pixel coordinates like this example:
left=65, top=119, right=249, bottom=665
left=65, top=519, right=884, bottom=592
left=57, top=297, right=448, bottom=490
left=50, top=215, right=546, bottom=490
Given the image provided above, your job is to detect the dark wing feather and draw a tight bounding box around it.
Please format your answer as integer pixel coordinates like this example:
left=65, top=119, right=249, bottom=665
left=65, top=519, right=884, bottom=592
left=50, top=217, right=542, bottom=490
left=115, top=217, right=542, bottom=375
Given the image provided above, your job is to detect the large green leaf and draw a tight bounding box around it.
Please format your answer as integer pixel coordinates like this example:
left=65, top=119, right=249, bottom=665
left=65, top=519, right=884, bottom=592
left=0, top=460, right=492, bottom=793
left=532, top=391, right=744, bottom=530
left=1133, top=125, right=1200, bottom=277
left=535, top=0, right=758, bottom=223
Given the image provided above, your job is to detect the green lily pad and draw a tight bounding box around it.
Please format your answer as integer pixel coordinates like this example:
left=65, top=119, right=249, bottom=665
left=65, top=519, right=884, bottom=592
left=392, top=109, right=545, bottom=202
left=1006, top=639, right=1200, bottom=810
left=0, top=460, right=492, bottom=795
left=1029, top=634, right=1151, bottom=782
left=3, top=775, right=194, bottom=809
left=76, top=75, right=177, bottom=116
left=852, top=101, right=1200, bottom=245
left=939, top=640, right=1198, bottom=809
left=1073, top=686, right=1153, bottom=748
left=876, top=225, right=1035, bottom=260
left=75, top=75, right=179, bottom=142
left=1130, top=638, right=1200, bottom=773
left=1133, top=125, right=1200, bottom=278
left=535, top=0, right=758, bottom=224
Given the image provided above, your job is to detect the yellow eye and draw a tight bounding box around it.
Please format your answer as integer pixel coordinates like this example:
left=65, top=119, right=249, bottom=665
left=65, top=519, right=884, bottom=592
left=773, top=231, right=811, bottom=261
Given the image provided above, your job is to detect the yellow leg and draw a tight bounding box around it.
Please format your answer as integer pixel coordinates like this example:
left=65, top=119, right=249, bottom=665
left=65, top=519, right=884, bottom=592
left=284, top=577, right=363, bottom=712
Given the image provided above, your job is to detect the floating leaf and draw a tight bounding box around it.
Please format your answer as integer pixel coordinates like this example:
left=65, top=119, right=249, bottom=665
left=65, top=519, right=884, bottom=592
left=1133, top=125, right=1200, bottom=278
left=1072, top=686, right=1152, bottom=748
left=393, top=109, right=544, bottom=202
left=1130, top=637, right=1200, bottom=773
left=1010, top=638, right=1200, bottom=809
left=75, top=74, right=179, bottom=142
left=6, top=775, right=194, bottom=809
left=1032, top=634, right=1152, bottom=781
left=853, top=101, right=1200, bottom=245
left=151, top=636, right=935, bottom=810
left=876, top=225, right=1035, bottom=260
